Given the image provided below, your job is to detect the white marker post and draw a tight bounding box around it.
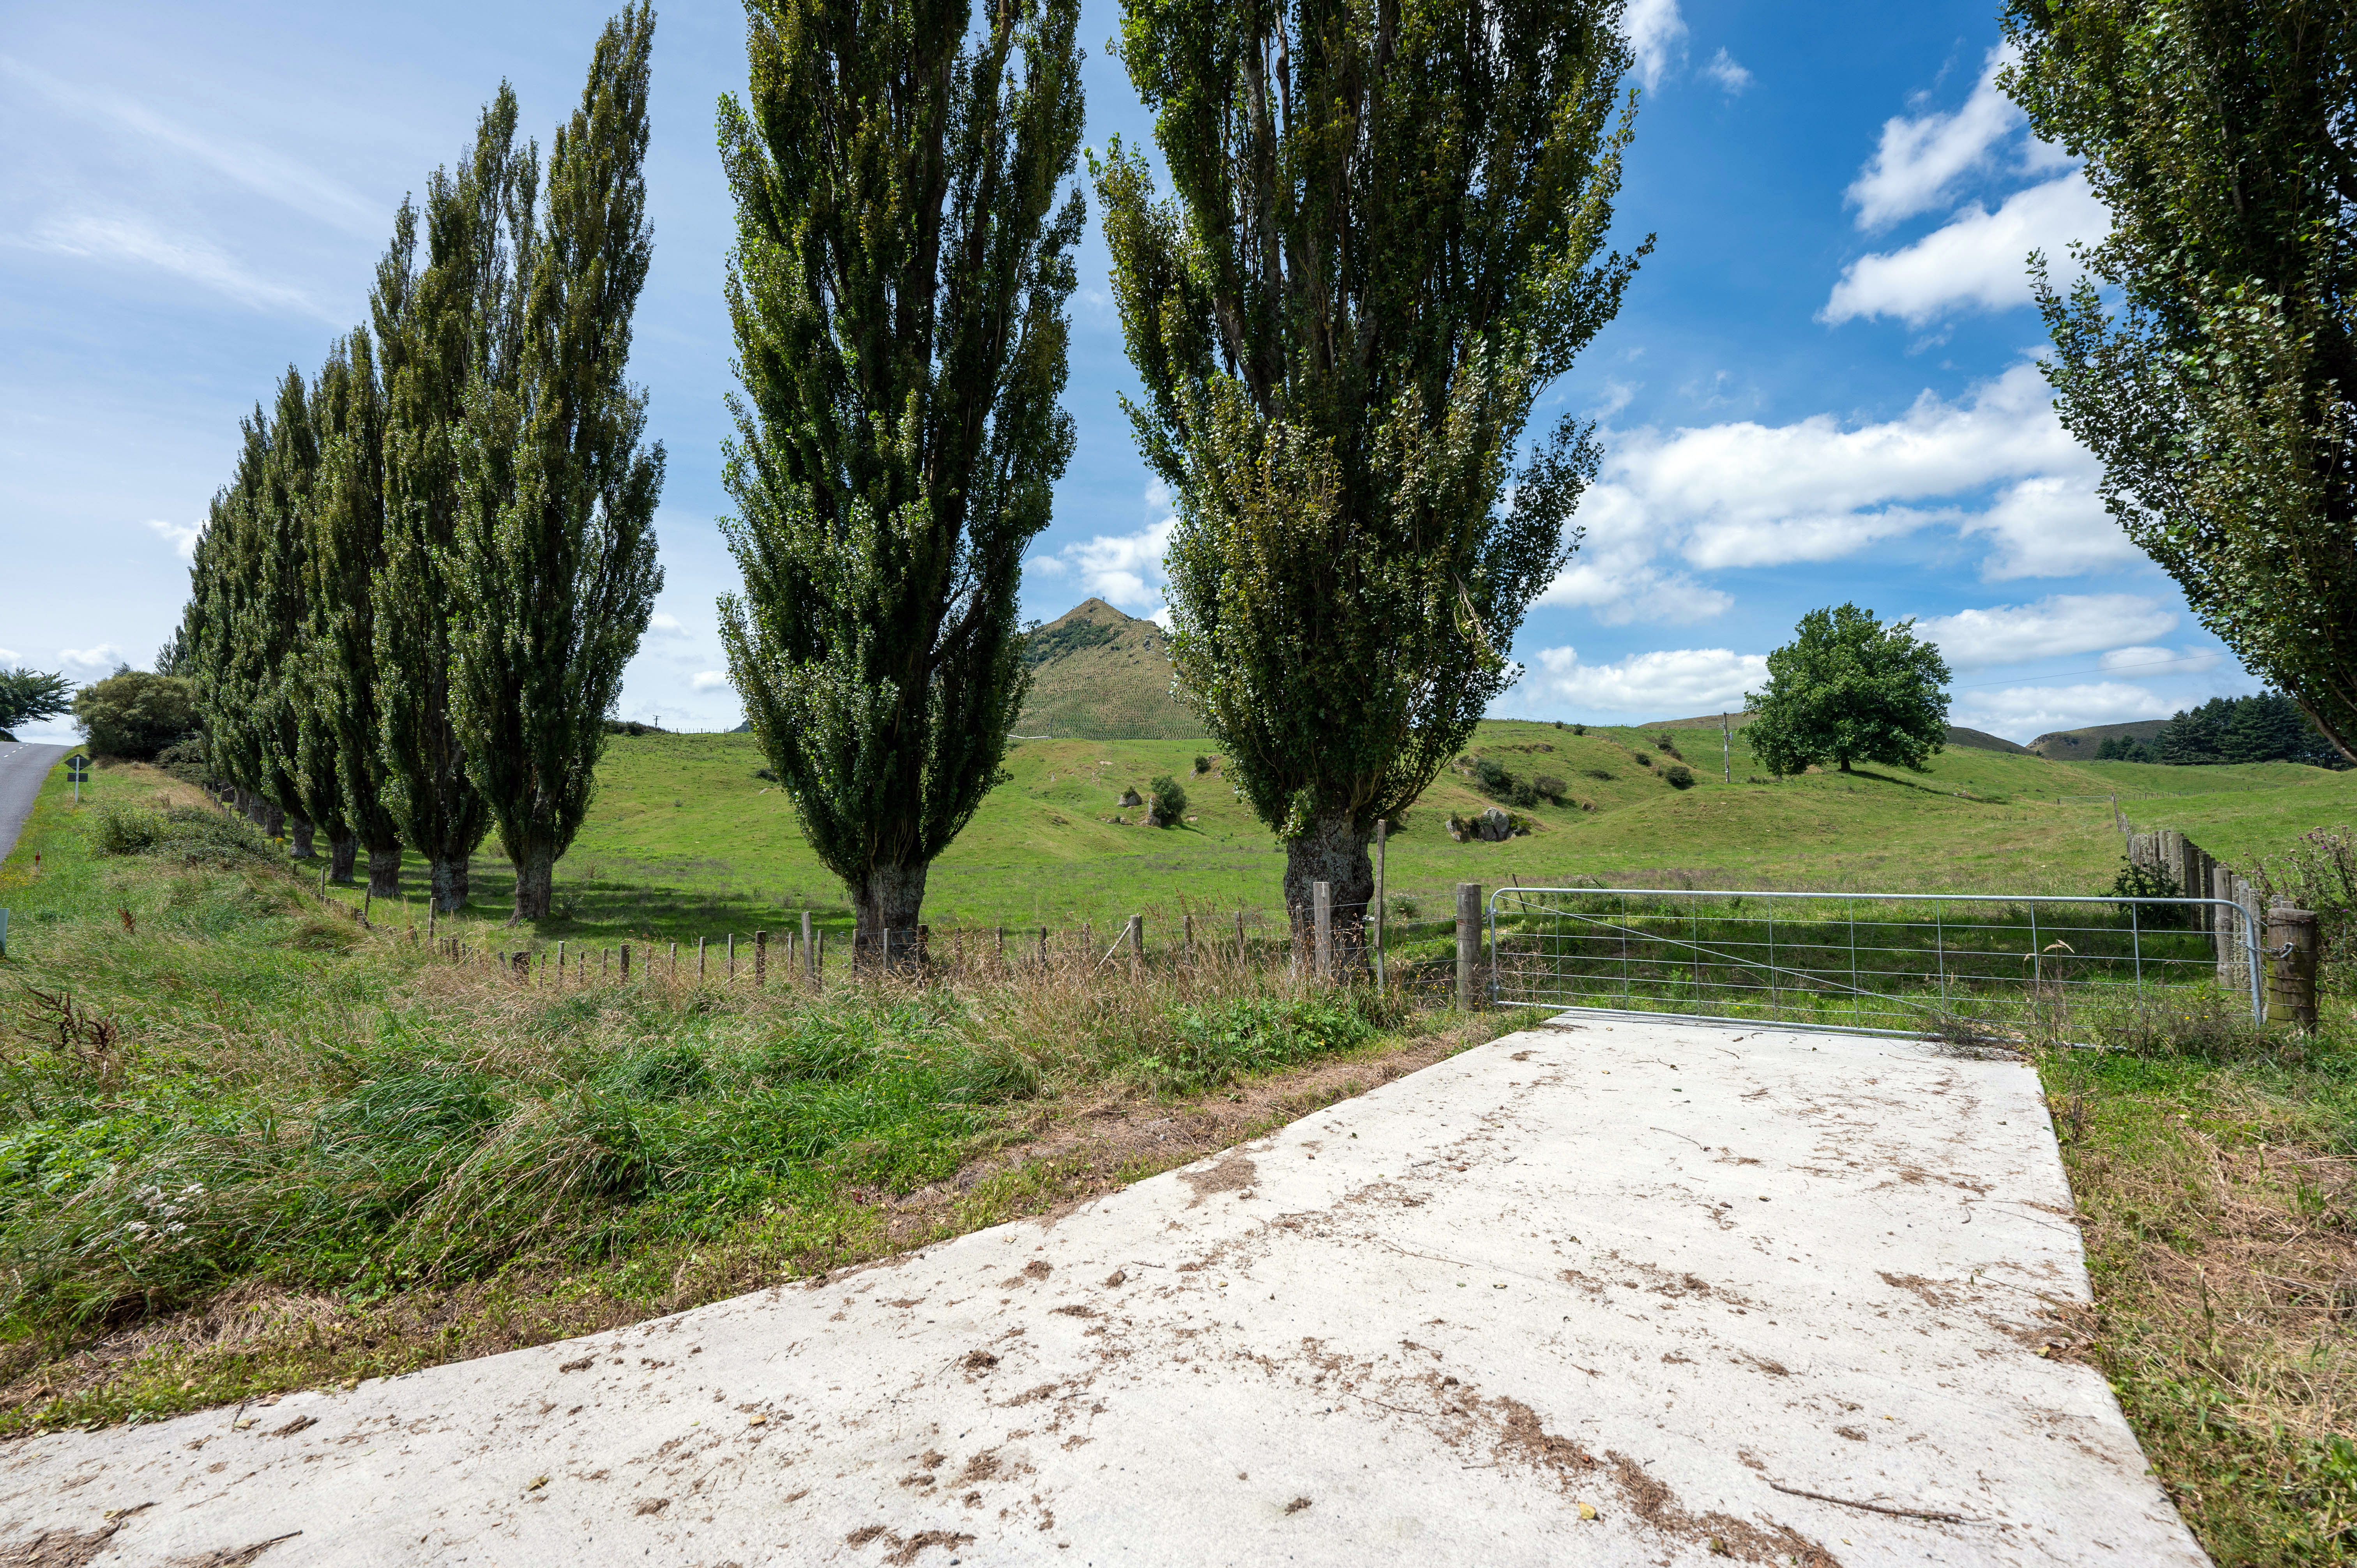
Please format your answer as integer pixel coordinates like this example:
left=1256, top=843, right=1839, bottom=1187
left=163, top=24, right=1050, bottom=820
left=64, top=753, right=90, bottom=806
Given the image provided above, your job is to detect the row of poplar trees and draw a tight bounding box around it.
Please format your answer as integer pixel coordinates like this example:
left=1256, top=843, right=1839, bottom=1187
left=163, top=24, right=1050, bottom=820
left=180, top=9, right=664, bottom=920
left=720, top=0, right=1643, bottom=958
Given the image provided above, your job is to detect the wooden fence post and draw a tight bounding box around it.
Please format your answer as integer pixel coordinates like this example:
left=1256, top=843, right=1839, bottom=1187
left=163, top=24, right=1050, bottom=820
left=1456, top=882, right=1482, bottom=1012
left=996, top=925, right=1006, bottom=966
left=620, top=943, right=631, bottom=980
left=1037, top=925, right=1048, bottom=968
left=670, top=941, right=678, bottom=977
left=556, top=940, right=565, bottom=985
left=696, top=936, right=706, bottom=979
left=2266, top=904, right=2318, bottom=1030
left=1182, top=913, right=1195, bottom=966
left=1313, top=881, right=1333, bottom=984
left=1374, top=820, right=1388, bottom=991
left=1125, top=914, right=1144, bottom=971
left=755, top=930, right=768, bottom=986
left=727, top=931, right=736, bottom=981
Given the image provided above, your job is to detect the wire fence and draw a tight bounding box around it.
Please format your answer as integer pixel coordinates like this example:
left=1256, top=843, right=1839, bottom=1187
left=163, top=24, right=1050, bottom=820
left=1486, top=886, right=2265, bottom=1040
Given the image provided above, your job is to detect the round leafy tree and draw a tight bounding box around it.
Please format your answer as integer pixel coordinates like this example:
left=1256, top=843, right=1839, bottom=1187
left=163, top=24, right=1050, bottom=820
left=1744, top=604, right=1952, bottom=776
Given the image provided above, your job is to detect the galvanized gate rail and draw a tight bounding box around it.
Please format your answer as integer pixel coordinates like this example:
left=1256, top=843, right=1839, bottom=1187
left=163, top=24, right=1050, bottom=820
left=1486, top=886, right=2266, bottom=1040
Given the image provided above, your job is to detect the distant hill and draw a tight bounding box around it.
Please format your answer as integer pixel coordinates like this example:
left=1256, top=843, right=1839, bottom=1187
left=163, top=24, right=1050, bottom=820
left=1637, top=709, right=2030, bottom=756
left=2029, top=720, right=2170, bottom=760
left=1014, top=599, right=1200, bottom=740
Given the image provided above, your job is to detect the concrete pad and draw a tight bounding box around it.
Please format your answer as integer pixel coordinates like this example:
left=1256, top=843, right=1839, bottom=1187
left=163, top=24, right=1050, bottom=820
left=0, top=1019, right=2201, bottom=1566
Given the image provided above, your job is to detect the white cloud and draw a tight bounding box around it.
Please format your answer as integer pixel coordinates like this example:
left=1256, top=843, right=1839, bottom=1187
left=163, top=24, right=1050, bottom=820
left=1952, top=680, right=2177, bottom=739
left=26, top=212, right=332, bottom=319
left=1962, top=472, right=2141, bottom=579
left=145, top=517, right=199, bottom=560
left=0, top=647, right=19, bottom=664
left=1536, top=481, right=1733, bottom=625
left=689, top=671, right=731, bottom=692
left=1622, top=0, right=1687, bottom=90
left=1150, top=605, right=1175, bottom=630
left=1915, top=593, right=2176, bottom=669
left=1527, top=645, right=1766, bottom=715
left=1702, top=48, right=1752, bottom=94
left=1846, top=46, right=2024, bottom=231
left=1026, top=518, right=1176, bottom=615
left=1, top=58, right=378, bottom=231
left=1540, top=362, right=2131, bottom=613
left=1586, top=380, right=1638, bottom=421
left=59, top=644, right=123, bottom=671
left=1823, top=173, right=2108, bottom=325
left=647, top=612, right=692, bottom=639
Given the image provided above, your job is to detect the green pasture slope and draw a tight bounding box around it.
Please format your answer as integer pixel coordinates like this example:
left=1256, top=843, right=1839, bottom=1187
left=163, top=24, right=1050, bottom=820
left=339, top=720, right=2357, bottom=947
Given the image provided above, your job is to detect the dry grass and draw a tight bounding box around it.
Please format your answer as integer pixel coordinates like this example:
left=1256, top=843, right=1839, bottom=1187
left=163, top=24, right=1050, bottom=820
left=2044, top=1032, right=2357, bottom=1564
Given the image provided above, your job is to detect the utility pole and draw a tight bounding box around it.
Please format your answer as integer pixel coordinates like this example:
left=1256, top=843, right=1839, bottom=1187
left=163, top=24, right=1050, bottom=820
left=1720, top=713, right=1732, bottom=783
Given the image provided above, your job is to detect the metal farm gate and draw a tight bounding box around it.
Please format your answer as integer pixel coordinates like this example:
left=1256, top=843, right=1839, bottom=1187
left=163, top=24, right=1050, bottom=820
left=1487, top=886, right=2267, bottom=1040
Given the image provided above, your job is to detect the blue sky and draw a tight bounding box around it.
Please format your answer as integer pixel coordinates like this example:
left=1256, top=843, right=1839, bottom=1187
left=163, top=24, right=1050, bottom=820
left=0, top=0, right=2255, bottom=745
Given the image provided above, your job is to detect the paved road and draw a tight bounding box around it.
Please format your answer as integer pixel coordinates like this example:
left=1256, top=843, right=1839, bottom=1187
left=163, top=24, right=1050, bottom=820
left=0, top=1018, right=2201, bottom=1566
left=0, top=743, right=65, bottom=865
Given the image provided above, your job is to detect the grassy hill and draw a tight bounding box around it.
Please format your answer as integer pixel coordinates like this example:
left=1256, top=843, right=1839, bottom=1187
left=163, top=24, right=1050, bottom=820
left=1013, top=599, right=1196, bottom=739
left=2031, top=719, right=2171, bottom=759
left=364, top=713, right=2357, bottom=944
left=1641, top=708, right=2032, bottom=756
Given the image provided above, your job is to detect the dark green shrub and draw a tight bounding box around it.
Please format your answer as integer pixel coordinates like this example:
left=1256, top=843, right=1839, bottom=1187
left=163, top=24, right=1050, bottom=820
left=1664, top=763, right=1694, bottom=789
left=153, top=738, right=210, bottom=785
left=1191, top=754, right=1212, bottom=775
left=1532, top=773, right=1568, bottom=802
left=71, top=670, right=198, bottom=761
left=2110, top=859, right=2190, bottom=927
left=1471, top=756, right=1513, bottom=798
left=1149, top=773, right=1188, bottom=821
left=1583, top=767, right=1613, bottom=781
left=1571, top=722, right=1587, bottom=735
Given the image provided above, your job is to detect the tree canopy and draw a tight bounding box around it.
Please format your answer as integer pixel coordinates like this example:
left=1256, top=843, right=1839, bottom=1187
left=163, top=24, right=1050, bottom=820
left=2002, top=0, right=2357, bottom=759
left=0, top=669, right=72, bottom=736
left=1745, top=604, right=1953, bottom=775
left=73, top=670, right=199, bottom=763
left=1097, top=0, right=1643, bottom=942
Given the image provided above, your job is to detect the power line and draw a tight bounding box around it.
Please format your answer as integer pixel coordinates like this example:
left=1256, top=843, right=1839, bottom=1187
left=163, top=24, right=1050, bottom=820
left=1951, top=652, right=2231, bottom=691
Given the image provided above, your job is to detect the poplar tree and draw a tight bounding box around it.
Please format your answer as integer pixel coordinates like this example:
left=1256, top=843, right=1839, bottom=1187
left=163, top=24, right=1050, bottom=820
left=183, top=446, right=258, bottom=812
left=1098, top=0, right=1643, bottom=948
left=716, top=0, right=1087, bottom=955
left=213, top=385, right=304, bottom=840
left=301, top=323, right=406, bottom=894
left=451, top=5, right=664, bottom=923
left=374, top=94, right=525, bottom=911
left=2002, top=1, right=2357, bottom=758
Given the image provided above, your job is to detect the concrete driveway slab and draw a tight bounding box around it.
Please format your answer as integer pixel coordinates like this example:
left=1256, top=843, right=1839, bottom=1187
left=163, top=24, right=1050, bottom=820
left=0, top=1018, right=2202, bottom=1566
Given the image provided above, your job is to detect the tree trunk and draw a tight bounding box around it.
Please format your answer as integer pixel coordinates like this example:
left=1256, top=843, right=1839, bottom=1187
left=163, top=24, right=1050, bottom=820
left=1838, top=758, right=1853, bottom=773
left=367, top=846, right=403, bottom=899
left=237, top=788, right=263, bottom=825
left=852, top=863, right=929, bottom=970
left=430, top=855, right=470, bottom=914
left=1283, top=810, right=1373, bottom=974
left=329, top=833, right=358, bottom=885
left=511, top=839, right=555, bottom=923
left=261, top=800, right=286, bottom=840
left=288, top=814, right=315, bottom=860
